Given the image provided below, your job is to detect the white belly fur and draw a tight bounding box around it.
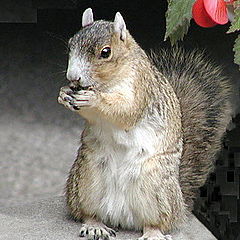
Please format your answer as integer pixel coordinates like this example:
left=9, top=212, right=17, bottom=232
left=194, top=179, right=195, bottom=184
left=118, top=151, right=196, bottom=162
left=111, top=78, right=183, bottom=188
left=86, top=116, right=166, bottom=229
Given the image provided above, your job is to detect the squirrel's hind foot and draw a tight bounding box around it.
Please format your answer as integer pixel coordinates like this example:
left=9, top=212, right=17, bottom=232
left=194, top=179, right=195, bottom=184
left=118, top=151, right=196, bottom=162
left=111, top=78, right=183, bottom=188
left=138, top=227, right=172, bottom=240
left=138, top=236, right=172, bottom=240
left=79, top=220, right=116, bottom=240
left=138, top=235, right=172, bottom=240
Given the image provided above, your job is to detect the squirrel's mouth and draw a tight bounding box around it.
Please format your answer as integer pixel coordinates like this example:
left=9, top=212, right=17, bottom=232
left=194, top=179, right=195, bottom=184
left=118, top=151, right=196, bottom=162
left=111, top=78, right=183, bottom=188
left=70, top=85, right=93, bottom=91
left=69, top=81, right=94, bottom=91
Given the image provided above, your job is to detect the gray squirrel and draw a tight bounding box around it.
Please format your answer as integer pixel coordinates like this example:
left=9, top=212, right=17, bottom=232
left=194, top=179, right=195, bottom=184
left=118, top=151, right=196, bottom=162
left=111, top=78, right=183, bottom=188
left=58, top=8, right=233, bottom=240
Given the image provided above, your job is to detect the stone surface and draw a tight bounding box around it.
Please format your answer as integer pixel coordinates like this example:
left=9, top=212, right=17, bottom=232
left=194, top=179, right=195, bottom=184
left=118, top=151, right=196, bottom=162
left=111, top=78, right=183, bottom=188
left=0, top=196, right=216, bottom=240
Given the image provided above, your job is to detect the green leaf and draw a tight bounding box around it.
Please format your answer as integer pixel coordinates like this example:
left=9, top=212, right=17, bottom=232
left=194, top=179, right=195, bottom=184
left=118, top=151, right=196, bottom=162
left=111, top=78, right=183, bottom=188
left=165, top=0, right=195, bottom=44
left=168, top=19, right=190, bottom=45
left=227, top=1, right=240, bottom=33
left=233, top=34, right=240, bottom=68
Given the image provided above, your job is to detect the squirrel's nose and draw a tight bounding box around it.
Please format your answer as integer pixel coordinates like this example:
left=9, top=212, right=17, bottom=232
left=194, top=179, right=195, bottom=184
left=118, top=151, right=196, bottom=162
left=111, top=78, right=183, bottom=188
left=66, top=59, right=82, bottom=81
left=67, top=76, right=81, bottom=82
left=66, top=71, right=82, bottom=82
left=66, top=69, right=81, bottom=82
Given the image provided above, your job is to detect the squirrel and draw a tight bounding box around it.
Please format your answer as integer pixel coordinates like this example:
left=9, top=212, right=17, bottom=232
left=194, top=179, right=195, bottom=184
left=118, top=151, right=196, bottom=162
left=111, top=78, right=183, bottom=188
left=58, top=8, right=233, bottom=240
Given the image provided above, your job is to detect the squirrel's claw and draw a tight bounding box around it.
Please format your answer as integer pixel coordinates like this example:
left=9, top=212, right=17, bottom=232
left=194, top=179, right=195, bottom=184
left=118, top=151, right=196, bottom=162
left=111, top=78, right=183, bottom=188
left=79, top=224, right=115, bottom=240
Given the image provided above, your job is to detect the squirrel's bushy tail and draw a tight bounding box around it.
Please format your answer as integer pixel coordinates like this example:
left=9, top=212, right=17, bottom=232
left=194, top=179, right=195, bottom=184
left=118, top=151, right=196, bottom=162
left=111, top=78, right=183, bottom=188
left=151, top=47, right=233, bottom=209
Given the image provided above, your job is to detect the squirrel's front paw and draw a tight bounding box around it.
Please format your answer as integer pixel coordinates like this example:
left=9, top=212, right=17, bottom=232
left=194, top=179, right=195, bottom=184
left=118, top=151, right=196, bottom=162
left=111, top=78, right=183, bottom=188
left=58, top=86, right=97, bottom=111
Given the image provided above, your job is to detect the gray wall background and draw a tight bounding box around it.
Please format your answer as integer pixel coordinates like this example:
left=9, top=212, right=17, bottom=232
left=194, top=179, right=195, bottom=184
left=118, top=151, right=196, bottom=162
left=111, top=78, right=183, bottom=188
left=0, top=1, right=239, bottom=206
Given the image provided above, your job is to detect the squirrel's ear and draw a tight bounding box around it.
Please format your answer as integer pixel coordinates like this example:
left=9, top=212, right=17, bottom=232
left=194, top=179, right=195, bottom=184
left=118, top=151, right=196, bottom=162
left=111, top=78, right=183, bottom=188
left=82, top=8, right=94, bottom=27
left=114, top=12, right=127, bottom=41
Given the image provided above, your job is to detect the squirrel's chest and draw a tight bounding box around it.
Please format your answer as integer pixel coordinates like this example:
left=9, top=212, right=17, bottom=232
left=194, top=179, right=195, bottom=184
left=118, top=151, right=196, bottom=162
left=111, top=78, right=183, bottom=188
left=89, top=119, right=159, bottom=179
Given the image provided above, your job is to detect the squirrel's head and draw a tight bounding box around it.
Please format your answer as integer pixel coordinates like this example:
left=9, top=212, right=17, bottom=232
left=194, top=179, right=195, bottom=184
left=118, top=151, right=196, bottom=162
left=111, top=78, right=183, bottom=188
left=66, top=8, right=138, bottom=90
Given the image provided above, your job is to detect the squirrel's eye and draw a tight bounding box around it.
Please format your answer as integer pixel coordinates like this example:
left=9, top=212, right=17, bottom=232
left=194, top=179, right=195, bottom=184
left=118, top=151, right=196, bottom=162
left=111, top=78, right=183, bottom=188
left=100, top=47, right=111, bottom=58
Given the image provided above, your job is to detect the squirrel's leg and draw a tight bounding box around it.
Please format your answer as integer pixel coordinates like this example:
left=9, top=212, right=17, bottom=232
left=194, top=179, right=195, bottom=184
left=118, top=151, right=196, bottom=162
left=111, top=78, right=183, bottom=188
left=66, top=145, right=116, bottom=239
left=135, top=152, right=185, bottom=240
left=79, top=217, right=116, bottom=240
left=138, top=226, right=172, bottom=240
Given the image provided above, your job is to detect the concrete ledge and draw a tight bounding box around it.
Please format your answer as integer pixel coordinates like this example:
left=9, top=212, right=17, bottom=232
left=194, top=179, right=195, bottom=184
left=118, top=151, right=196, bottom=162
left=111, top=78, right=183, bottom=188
left=0, top=196, right=216, bottom=240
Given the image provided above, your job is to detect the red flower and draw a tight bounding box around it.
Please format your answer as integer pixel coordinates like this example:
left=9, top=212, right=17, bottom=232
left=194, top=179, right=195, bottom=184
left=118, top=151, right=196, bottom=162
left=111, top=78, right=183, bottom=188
left=192, top=0, right=235, bottom=27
